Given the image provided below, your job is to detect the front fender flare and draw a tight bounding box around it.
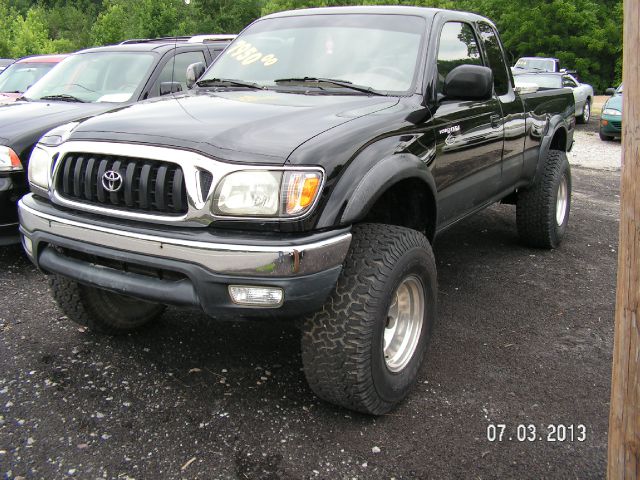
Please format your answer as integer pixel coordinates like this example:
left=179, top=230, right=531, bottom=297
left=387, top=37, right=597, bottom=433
left=316, top=153, right=437, bottom=239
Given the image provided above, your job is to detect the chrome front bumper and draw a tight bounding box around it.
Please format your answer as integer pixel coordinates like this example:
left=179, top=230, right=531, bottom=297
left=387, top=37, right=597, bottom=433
left=18, top=194, right=352, bottom=278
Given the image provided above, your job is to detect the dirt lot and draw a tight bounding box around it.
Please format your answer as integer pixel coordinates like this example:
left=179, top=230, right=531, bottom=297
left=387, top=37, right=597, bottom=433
left=0, top=122, right=620, bottom=479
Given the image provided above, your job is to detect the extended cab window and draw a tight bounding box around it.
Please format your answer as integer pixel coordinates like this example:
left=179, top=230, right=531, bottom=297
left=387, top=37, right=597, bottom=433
left=153, top=50, right=206, bottom=96
left=436, top=22, right=482, bottom=93
left=477, top=22, right=510, bottom=96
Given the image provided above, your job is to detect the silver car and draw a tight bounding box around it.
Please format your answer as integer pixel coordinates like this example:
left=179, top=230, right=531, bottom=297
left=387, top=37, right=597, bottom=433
left=513, top=71, right=594, bottom=123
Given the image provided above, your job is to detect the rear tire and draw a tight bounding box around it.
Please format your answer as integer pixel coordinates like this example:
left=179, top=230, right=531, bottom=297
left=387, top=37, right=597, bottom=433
left=49, top=275, right=165, bottom=335
left=516, top=149, right=571, bottom=248
left=301, top=224, right=437, bottom=415
left=577, top=99, right=591, bottom=124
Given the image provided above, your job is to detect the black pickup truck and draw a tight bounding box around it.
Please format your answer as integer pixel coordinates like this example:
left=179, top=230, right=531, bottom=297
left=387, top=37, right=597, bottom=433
left=19, top=7, right=575, bottom=415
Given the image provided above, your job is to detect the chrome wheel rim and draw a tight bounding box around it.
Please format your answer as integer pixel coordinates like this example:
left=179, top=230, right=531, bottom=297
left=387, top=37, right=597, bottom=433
left=583, top=102, right=590, bottom=122
left=556, top=175, right=568, bottom=226
left=384, top=275, right=425, bottom=372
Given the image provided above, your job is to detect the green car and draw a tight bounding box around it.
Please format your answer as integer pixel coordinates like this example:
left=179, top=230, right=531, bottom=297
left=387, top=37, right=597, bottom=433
left=600, top=84, right=623, bottom=141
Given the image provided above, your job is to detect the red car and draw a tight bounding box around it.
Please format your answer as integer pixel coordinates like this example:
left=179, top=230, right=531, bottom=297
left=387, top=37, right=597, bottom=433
left=0, top=54, right=67, bottom=104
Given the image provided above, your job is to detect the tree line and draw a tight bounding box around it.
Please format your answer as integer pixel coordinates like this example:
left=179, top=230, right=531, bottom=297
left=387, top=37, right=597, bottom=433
left=0, top=0, right=622, bottom=91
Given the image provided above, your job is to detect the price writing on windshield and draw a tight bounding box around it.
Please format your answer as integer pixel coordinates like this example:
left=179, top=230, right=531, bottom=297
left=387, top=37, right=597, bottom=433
left=226, top=40, right=278, bottom=67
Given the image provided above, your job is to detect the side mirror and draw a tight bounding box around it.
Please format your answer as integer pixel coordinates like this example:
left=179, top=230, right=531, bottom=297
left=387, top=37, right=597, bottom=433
left=443, top=65, right=494, bottom=101
left=186, top=62, right=206, bottom=89
left=605, top=87, right=616, bottom=96
left=160, top=81, right=183, bottom=96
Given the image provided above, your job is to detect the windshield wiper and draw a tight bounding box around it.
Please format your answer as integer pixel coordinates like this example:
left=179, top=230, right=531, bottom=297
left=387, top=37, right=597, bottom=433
left=274, top=77, right=385, bottom=96
left=195, top=78, right=264, bottom=89
left=39, top=94, right=87, bottom=103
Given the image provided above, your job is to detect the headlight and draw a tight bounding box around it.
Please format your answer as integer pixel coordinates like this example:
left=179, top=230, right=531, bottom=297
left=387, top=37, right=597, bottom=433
left=0, top=146, right=22, bottom=172
left=602, top=108, right=621, bottom=116
left=213, top=169, right=322, bottom=217
left=38, top=121, right=79, bottom=147
left=214, top=171, right=282, bottom=216
left=28, top=146, right=52, bottom=191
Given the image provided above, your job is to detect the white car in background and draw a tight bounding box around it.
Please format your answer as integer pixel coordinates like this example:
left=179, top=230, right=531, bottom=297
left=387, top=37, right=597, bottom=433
left=513, top=71, right=594, bottom=124
left=513, top=56, right=561, bottom=72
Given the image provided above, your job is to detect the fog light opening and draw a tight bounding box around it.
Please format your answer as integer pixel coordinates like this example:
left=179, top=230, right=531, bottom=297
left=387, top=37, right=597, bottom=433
left=228, top=285, right=284, bottom=307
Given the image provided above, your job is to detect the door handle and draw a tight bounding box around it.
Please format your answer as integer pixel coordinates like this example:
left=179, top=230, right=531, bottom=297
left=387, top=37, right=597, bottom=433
left=490, top=114, right=501, bottom=128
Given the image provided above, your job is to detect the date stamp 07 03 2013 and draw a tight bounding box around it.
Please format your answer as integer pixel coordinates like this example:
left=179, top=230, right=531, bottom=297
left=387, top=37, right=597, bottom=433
left=487, top=424, right=587, bottom=443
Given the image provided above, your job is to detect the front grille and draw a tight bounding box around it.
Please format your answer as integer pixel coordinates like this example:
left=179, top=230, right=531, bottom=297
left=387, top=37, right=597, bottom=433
left=55, top=153, right=188, bottom=215
left=610, top=120, right=622, bottom=131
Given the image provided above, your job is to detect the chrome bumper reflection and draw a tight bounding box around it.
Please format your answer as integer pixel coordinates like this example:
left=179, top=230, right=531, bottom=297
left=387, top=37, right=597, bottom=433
left=19, top=197, right=351, bottom=278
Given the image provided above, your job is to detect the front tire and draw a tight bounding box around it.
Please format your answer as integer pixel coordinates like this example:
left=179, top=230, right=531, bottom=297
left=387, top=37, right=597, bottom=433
left=516, top=149, right=571, bottom=248
left=301, top=224, right=437, bottom=415
left=50, top=275, right=165, bottom=335
left=599, top=130, right=613, bottom=141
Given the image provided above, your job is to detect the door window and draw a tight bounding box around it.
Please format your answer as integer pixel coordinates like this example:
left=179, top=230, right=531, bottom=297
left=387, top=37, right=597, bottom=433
left=152, top=50, right=206, bottom=96
left=436, top=22, right=483, bottom=94
left=477, top=23, right=510, bottom=96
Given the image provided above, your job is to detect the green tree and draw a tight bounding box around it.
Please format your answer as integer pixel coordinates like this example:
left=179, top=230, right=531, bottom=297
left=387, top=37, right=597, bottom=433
left=192, top=0, right=263, bottom=33
left=10, top=6, right=54, bottom=57
left=91, top=0, right=190, bottom=45
left=0, top=0, right=20, bottom=58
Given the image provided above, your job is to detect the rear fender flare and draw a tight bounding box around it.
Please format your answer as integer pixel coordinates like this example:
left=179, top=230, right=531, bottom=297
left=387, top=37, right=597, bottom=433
left=534, top=118, right=569, bottom=183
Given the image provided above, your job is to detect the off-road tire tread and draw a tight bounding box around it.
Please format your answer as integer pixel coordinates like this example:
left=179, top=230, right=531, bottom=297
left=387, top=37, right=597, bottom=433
left=49, top=275, right=164, bottom=335
left=301, top=223, right=435, bottom=415
left=516, top=149, right=570, bottom=248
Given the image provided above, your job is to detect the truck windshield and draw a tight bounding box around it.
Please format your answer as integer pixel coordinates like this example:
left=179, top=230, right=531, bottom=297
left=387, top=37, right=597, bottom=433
left=514, top=73, right=562, bottom=89
left=514, top=58, right=555, bottom=72
left=0, top=62, right=57, bottom=93
left=201, top=14, right=426, bottom=93
left=23, top=52, right=155, bottom=103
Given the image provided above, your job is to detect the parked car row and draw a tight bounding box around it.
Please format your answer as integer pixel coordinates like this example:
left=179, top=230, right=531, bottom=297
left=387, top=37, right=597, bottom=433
left=0, top=54, right=67, bottom=104
left=511, top=55, right=622, bottom=141
left=512, top=71, right=594, bottom=124
left=0, top=34, right=234, bottom=245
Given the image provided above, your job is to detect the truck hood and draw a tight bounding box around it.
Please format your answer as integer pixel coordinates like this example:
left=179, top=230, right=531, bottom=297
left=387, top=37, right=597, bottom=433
left=0, top=100, right=117, bottom=158
left=70, top=90, right=400, bottom=164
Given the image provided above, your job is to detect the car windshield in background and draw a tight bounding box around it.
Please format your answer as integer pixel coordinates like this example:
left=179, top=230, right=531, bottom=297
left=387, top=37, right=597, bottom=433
left=514, top=73, right=562, bottom=89
left=201, top=14, right=425, bottom=93
left=23, top=52, right=155, bottom=103
left=514, top=58, right=555, bottom=72
left=0, top=62, right=57, bottom=94
left=616, top=84, right=623, bottom=94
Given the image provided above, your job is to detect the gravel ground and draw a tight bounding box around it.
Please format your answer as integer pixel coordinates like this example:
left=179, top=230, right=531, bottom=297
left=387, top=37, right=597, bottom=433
left=0, top=120, right=620, bottom=479
left=569, top=113, right=622, bottom=171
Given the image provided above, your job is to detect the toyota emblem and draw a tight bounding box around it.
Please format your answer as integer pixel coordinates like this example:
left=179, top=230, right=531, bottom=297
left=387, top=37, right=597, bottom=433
left=102, top=170, right=123, bottom=193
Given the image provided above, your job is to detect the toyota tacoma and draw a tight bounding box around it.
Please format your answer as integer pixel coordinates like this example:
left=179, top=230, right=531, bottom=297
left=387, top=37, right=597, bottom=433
left=19, top=7, right=575, bottom=414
